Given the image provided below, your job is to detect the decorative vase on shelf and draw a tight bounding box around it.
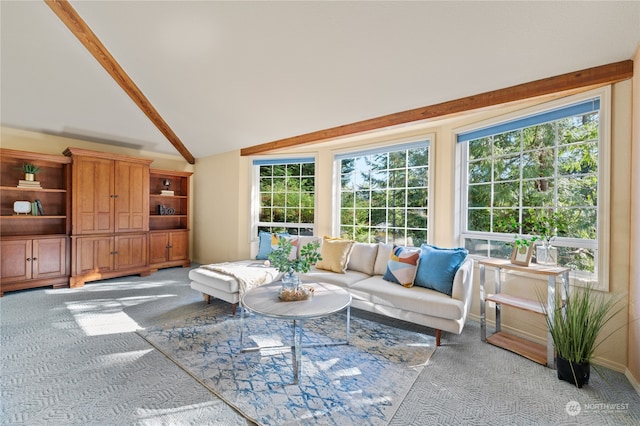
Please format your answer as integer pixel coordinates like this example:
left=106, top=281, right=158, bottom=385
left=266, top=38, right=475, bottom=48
left=25, top=173, right=35, bottom=181
left=536, top=243, right=558, bottom=266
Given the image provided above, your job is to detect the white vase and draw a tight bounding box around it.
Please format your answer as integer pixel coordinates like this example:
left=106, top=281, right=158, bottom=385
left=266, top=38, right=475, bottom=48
left=536, top=244, right=558, bottom=266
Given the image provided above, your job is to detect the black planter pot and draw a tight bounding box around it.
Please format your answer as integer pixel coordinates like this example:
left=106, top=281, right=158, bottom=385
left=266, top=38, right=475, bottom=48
left=556, top=356, right=590, bottom=388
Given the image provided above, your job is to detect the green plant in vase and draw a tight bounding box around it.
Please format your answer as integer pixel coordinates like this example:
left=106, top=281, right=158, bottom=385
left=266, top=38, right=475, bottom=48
left=530, top=209, right=566, bottom=265
left=268, top=237, right=322, bottom=293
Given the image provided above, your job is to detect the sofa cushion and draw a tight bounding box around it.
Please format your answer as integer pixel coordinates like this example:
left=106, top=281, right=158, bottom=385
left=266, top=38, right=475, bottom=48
left=351, top=276, right=465, bottom=321
left=382, top=245, right=421, bottom=287
left=315, top=237, right=355, bottom=273
left=298, top=266, right=370, bottom=289
left=373, top=243, right=393, bottom=275
left=346, top=243, right=378, bottom=275
left=414, top=244, right=468, bottom=296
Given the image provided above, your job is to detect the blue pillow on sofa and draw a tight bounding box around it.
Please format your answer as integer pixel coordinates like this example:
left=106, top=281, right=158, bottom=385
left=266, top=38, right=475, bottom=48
left=256, top=231, right=289, bottom=260
left=413, top=244, right=468, bottom=296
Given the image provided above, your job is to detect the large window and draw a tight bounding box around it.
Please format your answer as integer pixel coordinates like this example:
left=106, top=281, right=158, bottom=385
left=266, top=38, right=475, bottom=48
left=254, top=158, right=315, bottom=236
left=458, top=92, right=609, bottom=282
left=336, top=141, right=430, bottom=246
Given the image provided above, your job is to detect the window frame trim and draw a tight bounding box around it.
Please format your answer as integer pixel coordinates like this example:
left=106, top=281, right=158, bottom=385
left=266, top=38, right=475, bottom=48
left=455, top=87, right=611, bottom=291
left=250, top=155, right=318, bottom=243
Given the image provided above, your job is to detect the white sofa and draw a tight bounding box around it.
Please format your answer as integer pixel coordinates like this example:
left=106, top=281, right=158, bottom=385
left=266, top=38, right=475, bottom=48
left=189, top=237, right=474, bottom=346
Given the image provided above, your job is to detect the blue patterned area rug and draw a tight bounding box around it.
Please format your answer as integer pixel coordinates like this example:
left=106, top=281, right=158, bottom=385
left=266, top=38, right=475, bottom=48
left=137, top=302, right=435, bottom=425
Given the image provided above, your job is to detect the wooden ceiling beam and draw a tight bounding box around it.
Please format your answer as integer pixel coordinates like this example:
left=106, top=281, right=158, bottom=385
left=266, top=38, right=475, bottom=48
left=241, top=60, right=633, bottom=156
left=45, top=0, right=196, bottom=164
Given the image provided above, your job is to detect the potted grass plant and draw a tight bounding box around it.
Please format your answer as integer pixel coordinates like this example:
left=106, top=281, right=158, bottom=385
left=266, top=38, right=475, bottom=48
left=541, top=280, right=624, bottom=388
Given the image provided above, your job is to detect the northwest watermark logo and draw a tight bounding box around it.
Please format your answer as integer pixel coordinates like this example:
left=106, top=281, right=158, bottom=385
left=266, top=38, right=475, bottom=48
left=565, top=400, right=581, bottom=416
left=566, top=400, right=629, bottom=416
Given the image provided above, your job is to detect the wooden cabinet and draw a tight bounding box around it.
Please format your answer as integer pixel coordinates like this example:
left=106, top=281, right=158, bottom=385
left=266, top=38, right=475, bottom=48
left=0, top=235, right=69, bottom=297
left=149, top=169, right=192, bottom=271
left=0, top=149, right=70, bottom=296
left=64, top=148, right=152, bottom=287
left=149, top=230, right=190, bottom=270
left=68, top=151, right=149, bottom=235
left=72, top=233, right=148, bottom=277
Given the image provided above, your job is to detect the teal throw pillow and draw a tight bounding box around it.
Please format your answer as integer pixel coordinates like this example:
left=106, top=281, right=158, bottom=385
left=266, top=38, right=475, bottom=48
left=414, top=244, right=468, bottom=296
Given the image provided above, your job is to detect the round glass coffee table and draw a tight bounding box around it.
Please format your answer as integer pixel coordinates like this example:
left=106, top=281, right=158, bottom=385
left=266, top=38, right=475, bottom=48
left=240, top=281, right=352, bottom=384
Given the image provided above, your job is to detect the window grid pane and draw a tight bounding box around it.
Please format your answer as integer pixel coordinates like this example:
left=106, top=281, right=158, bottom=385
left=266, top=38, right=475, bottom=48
left=339, top=143, right=429, bottom=246
left=257, top=161, right=315, bottom=236
left=462, top=106, right=599, bottom=274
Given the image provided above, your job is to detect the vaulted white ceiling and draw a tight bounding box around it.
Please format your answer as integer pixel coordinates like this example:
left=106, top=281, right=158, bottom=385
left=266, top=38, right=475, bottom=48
left=2, top=1, right=639, bottom=160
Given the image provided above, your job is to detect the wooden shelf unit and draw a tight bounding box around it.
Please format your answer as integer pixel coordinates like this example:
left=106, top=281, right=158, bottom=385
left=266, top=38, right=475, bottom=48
left=478, top=258, right=570, bottom=368
left=149, top=169, right=192, bottom=272
left=0, top=148, right=71, bottom=296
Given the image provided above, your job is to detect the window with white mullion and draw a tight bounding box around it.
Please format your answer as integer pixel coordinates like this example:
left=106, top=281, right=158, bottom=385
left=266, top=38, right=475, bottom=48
left=336, top=141, right=430, bottom=246
left=457, top=89, right=609, bottom=287
left=254, top=158, right=316, bottom=237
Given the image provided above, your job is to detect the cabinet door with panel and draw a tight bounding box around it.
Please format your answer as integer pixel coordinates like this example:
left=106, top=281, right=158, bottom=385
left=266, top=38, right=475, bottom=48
left=114, top=233, right=148, bottom=270
left=0, top=239, right=31, bottom=282
left=114, top=161, right=149, bottom=233
left=73, top=235, right=114, bottom=277
left=0, top=236, right=67, bottom=295
left=32, top=237, right=66, bottom=279
left=149, top=230, right=189, bottom=269
left=73, top=156, right=114, bottom=235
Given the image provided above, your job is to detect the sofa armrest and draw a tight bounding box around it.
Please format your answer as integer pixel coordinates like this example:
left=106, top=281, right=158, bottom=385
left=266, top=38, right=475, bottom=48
left=451, top=258, right=474, bottom=313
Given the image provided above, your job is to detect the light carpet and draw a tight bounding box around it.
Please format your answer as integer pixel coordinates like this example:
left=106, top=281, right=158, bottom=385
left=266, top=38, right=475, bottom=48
left=137, top=303, right=436, bottom=425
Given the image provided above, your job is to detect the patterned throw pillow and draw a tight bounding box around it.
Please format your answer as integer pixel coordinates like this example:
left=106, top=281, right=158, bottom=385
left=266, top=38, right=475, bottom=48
left=382, top=245, right=421, bottom=287
left=315, top=236, right=355, bottom=273
left=413, top=244, right=468, bottom=296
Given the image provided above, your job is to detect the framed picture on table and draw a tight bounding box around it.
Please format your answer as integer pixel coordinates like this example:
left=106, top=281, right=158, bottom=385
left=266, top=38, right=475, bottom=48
left=511, top=244, right=534, bottom=266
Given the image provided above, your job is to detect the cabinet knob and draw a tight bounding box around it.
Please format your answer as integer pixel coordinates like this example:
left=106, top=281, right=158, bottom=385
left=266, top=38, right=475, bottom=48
left=26, top=257, right=31, bottom=261
left=32, top=257, right=37, bottom=261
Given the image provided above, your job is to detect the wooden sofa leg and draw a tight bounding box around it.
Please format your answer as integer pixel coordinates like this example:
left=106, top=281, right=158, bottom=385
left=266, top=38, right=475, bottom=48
left=203, top=294, right=212, bottom=304
left=232, top=303, right=237, bottom=316
left=435, top=329, right=441, bottom=346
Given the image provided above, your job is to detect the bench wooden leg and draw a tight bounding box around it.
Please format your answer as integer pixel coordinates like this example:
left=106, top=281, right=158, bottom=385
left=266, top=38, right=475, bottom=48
left=232, top=303, right=237, bottom=316
left=435, top=329, right=441, bottom=346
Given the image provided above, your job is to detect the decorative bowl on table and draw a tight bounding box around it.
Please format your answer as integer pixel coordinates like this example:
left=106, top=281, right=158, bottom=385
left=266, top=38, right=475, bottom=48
left=278, top=285, right=314, bottom=302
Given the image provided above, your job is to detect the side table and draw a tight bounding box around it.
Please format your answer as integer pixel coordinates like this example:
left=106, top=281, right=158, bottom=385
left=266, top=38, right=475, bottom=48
left=479, top=258, right=570, bottom=367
